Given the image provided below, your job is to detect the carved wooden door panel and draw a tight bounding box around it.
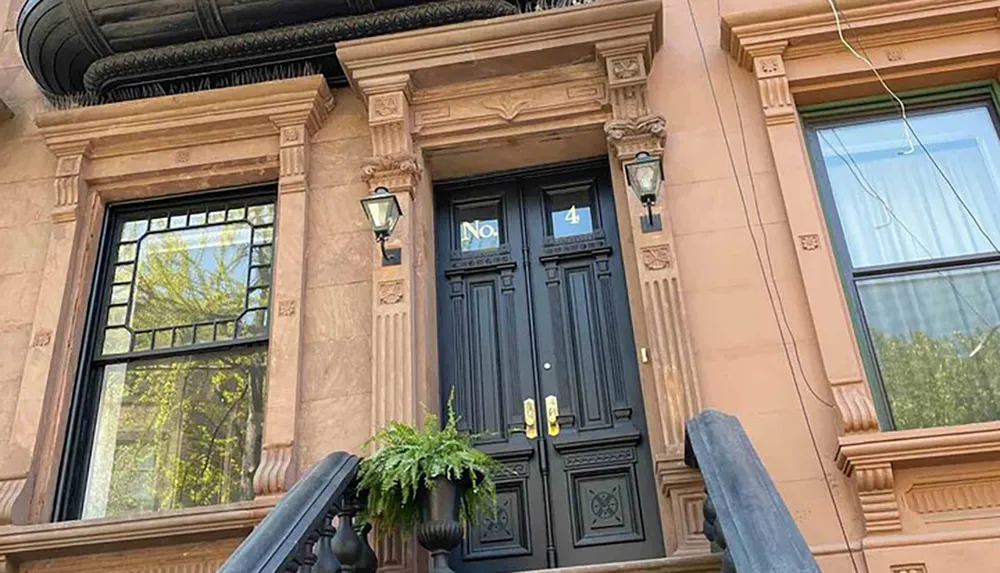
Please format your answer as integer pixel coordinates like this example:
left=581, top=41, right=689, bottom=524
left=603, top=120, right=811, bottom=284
left=436, top=180, right=551, bottom=573
left=523, top=168, right=664, bottom=567
left=435, top=160, right=664, bottom=573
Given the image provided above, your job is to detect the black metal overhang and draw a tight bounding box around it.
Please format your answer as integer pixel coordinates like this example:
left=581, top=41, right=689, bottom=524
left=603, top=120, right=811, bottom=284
left=17, top=0, right=520, bottom=103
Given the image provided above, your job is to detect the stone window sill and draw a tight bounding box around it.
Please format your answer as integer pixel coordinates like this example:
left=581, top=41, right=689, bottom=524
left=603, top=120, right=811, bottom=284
left=836, top=421, right=1000, bottom=534
left=0, top=500, right=269, bottom=560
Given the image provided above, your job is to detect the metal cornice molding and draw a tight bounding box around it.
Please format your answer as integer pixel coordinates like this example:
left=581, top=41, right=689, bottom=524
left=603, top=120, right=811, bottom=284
left=84, top=0, right=518, bottom=101
left=18, top=0, right=518, bottom=97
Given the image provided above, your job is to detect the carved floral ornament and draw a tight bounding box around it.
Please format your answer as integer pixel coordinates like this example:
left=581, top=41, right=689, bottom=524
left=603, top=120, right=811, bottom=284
left=378, top=279, right=405, bottom=305
left=361, top=153, right=422, bottom=181
left=611, top=56, right=642, bottom=80
left=641, top=245, right=672, bottom=270
left=604, top=115, right=667, bottom=159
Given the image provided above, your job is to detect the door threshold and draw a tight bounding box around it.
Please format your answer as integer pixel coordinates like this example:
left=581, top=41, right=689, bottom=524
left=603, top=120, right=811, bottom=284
left=518, top=554, right=722, bottom=573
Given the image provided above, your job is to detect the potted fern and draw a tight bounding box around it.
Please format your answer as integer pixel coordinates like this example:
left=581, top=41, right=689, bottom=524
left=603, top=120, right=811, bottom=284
left=357, top=394, right=501, bottom=573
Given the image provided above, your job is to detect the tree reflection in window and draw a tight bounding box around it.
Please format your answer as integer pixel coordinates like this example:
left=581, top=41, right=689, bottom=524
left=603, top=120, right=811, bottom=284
left=79, top=196, right=274, bottom=519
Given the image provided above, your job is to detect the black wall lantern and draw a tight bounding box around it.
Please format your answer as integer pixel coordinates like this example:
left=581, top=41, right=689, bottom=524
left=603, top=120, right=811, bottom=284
left=361, top=187, right=403, bottom=266
left=624, top=151, right=664, bottom=233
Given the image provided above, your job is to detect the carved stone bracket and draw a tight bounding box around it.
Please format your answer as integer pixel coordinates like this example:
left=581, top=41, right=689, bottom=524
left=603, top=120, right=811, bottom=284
left=852, top=462, right=902, bottom=534
left=0, top=477, right=29, bottom=527
left=750, top=48, right=795, bottom=127
left=832, top=379, right=879, bottom=434
left=51, top=143, right=92, bottom=223
left=252, top=442, right=295, bottom=496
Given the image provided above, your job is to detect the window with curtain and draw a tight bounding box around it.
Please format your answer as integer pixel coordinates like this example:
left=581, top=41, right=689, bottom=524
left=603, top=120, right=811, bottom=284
left=58, top=188, right=275, bottom=520
left=810, top=103, right=1000, bottom=430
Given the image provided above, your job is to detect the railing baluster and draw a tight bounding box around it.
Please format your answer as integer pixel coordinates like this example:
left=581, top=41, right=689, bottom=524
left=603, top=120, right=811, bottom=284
left=332, top=503, right=362, bottom=573
left=300, top=533, right=320, bottom=573
left=315, top=508, right=341, bottom=573
left=355, top=522, right=378, bottom=573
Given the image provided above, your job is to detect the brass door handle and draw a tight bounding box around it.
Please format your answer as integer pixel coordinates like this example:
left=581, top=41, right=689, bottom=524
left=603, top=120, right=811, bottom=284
left=545, top=395, right=560, bottom=437
left=524, top=398, right=538, bottom=440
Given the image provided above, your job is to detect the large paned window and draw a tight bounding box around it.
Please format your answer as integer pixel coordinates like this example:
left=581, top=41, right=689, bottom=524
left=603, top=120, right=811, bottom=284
left=58, top=189, right=275, bottom=520
left=807, top=95, right=1000, bottom=430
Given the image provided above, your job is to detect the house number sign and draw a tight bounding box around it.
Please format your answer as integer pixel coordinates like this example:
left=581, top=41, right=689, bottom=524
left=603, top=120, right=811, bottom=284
left=460, top=219, right=500, bottom=251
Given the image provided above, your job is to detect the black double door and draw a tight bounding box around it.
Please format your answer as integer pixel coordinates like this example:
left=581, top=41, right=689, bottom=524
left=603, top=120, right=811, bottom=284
left=435, top=160, right=665, bottom=573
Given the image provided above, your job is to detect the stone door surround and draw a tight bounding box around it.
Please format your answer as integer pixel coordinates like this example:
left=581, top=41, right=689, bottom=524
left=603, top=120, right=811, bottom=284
left=337, top=0, right=707, bottom=559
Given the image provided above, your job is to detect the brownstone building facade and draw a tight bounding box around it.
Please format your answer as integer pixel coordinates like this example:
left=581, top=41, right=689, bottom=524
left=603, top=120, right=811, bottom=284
left=1, top=0, right=1000, bottom=572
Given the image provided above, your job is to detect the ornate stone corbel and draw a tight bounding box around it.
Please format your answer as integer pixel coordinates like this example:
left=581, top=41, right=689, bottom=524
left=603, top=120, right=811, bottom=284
left=749, top=48, right=795, bottom=126
left=51, top=143, right=91, bottom=223
left=0, top=477, right=30, bottom=526
left=852, top=462, right=901, bottom=534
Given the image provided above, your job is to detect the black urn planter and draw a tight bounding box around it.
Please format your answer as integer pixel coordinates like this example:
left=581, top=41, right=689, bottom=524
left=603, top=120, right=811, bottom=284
left=416, top=476, right=466, bottom=573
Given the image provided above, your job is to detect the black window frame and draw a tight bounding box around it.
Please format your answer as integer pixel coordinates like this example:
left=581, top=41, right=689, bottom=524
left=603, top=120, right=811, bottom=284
left=54, top=184, right=277, bottom=521
left=802, top=83, right=1000, bottom=430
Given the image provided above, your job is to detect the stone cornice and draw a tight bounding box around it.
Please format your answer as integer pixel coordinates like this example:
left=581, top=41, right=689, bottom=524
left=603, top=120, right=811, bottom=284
left=836, top=421, right=1000, bottom=474
left=722, top=0, right=1000, bottom=69
left=338, top=0, right=662, bottom=89
left=36, top=76, right=332, bottom=159
left=0, top=501, right=269, bottom=557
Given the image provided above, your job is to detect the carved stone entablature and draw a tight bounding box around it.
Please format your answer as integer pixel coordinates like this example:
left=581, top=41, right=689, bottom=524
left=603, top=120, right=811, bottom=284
left=362, top=153, right=423, bottom=194
left=604, top=115, right=666, bottom=159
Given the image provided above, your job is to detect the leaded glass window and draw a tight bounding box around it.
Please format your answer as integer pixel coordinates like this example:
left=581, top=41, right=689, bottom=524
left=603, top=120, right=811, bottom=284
left=60, top=189, right=275, bottom=520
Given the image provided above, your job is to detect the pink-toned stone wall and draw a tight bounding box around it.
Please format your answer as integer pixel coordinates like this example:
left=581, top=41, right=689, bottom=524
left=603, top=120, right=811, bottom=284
left=298, top=89, right=376, bottom=471
left=648, top=0, right=865, bottom=570
left=0, top=0, right=55, bottom=472
left=2, top=0, right=998, bottom=571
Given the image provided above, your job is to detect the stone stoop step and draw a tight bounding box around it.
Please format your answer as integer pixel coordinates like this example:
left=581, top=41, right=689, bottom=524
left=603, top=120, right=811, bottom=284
left=518, top=556, right=723, bottom=573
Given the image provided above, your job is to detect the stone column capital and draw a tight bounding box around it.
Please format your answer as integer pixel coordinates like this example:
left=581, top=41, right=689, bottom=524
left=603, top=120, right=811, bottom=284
left=361, top=153, right=423, bottom=195
left=604, top=115, right=666, bottom=160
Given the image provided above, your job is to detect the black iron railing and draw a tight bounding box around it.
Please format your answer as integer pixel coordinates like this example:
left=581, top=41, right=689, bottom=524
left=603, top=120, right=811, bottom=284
left=685, top=410, right=822, bottom=573
left=219, top=451, right=378, bottom=573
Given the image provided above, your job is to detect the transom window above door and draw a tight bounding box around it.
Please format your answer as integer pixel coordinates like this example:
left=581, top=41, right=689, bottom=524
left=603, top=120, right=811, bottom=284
left=807, top=100, right=1000, bottom=431
left=59, top=189, right=276, bottom=521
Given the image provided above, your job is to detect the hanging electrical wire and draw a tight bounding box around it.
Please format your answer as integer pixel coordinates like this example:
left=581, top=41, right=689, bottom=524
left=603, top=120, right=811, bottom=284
left=820, top=129, right=993, bottom=329
left=828, top=0, right=1000, bottom=359
left=825, top=0, right=915, bottom=154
